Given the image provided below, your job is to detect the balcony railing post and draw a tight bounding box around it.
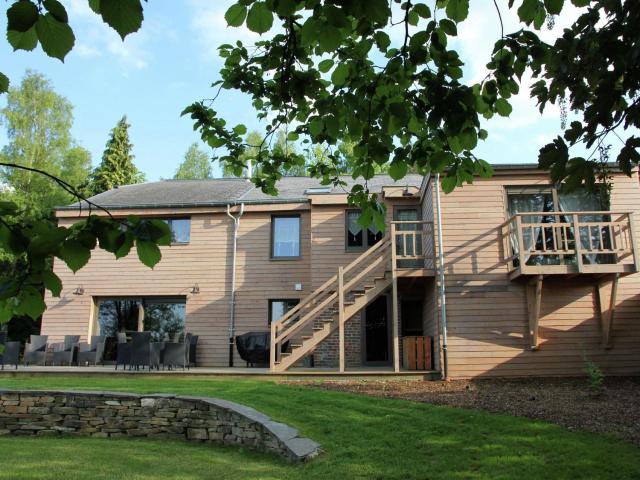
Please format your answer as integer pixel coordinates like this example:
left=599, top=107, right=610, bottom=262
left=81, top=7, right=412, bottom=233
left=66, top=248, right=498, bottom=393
left=628, top=213, right=640, bottom=273
left=515, top=215, right=525, bottom=273
left=573, top=214, right=584, bottom=272
left=338, top=266, right=345, bottom=373
left=270, top=320, right=277, bottom=371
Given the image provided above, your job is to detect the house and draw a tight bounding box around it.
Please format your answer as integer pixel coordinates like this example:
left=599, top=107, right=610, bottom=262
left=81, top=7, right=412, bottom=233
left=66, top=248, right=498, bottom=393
left=41, top=165, right=640, bottom=378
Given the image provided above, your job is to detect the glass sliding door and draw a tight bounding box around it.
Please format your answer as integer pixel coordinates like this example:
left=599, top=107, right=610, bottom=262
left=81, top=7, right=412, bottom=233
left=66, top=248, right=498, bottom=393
left=143, top=298, right=186, bottom=341
left=95, top=297, right=186, bottom=340
left=97, top=299, right=142, bottom=337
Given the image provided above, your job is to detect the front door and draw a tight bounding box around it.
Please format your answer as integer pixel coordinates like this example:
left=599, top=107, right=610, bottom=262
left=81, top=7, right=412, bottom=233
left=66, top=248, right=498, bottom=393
left=362, top=295, right=391, bottom=365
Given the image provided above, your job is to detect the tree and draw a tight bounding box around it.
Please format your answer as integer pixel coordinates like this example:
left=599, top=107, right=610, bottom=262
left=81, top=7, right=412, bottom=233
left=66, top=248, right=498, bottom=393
left=183, top=0, right=640, bottom=231
left=0, top=71, right=90, bottom=214
left=2, top=0, right=640, bottom=320
left=88, top=116, right=145, bottom=195
left=173, top=143, right=213, bottom=180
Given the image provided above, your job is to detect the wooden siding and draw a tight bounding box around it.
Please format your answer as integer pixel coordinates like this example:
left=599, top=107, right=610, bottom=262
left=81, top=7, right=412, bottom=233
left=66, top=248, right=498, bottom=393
left=42, top=210, right=312, bottom=367
left=436, top=172, right=640, bottom=378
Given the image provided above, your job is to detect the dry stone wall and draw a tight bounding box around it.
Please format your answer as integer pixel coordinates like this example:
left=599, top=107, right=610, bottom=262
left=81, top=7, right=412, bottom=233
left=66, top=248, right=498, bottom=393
left=0, top=390, right=320, bottom=462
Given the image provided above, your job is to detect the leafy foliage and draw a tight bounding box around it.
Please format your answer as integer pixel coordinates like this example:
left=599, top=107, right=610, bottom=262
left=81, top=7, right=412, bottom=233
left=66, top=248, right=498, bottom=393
left=88, top=115, right=145, bottom=195
left=183, top=0, right=639, bottom=227
left=173, top=143, right=213, bottom=180
left=0, top=202, right=171, bottom=321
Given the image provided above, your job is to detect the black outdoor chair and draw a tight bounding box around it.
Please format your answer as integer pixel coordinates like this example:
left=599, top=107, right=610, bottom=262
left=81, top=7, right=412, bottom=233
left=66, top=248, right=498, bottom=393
left=188, top=334, right=198, bottom=367
left=0, top=332, right=19, bottom=370
left=77, top=335, right=106, bottom=366
left=130, top=331, right=152, bottom=370
left=24, top=335, right=48, bottom=366
left=51, top=335, right=80, bottom=366
left=162, top=333, right=191, bottom=370
left=115, top=332, right=132, bottom=370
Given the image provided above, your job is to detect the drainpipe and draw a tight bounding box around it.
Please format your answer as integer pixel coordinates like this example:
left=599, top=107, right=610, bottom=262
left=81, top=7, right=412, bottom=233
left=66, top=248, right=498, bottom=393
left=226, top=203, right=244, bottom=367
left=434, top=174, right=449, bottom=381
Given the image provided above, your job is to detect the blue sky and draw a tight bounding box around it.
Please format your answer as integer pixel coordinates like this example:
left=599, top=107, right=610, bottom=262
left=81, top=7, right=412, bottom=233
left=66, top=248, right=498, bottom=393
left=0, top=1, right=625, bottom=181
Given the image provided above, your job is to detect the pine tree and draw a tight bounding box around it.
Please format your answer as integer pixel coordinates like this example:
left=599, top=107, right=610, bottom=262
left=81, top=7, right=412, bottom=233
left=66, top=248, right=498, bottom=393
left=173, top=143, right=212, bottom=180
left=88, top=116, right=145, bottom=195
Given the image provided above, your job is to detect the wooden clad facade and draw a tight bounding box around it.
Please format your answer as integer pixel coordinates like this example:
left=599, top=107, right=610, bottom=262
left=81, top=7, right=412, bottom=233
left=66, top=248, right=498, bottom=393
left=41, top=169, right=640, bottom=377
left=424, top=169, right=640, bottom=378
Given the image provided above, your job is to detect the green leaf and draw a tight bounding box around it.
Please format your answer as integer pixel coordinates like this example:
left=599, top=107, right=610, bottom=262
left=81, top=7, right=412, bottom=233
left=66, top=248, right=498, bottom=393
left=88, top=0, right=101, bottom=14
left=246, top=2, right=273, bottom=34
left=0, top=73, right=8, bottom=94
left=308, top=117, right=324, bottom=137
left=413, top=3, right=432, bottom=19
left=517, top=0, right=540, bottom=23
left=43, top=0, right=69, bottom=23
left=374, top=31, right=391, bottom=51
left=7, top=27, right=38, bottom=51
left=225, top=4, right=247, bottom=27
left=17, top=286, right=46, bottom=320
left=136, top=239, right=161, bottom=268
left=233, top=124, right=247, bottom=135
left=0, top=301, right=12, bottom=324
left=6, top=0, right=39, bottom=32
left=58, top=239, right=91, bottom=272
left=459, top=127, right=478, bottom=150
left=318, top=59, right=334, bottom=73
left=35, top=13, right=75, bottom=60
left=275, top=0, right=297, bottom=16
left=543, top=0, right=563, bottom=14
left=331, top=63, right=349, bottom=87
left=441, top=175, right=458, bottom=193
left=115, top=232, right=134, bottom=259
left=42, top=270, right=62, bottom=297
left=495, top=98, right=512, bottom=117
left=446, top=0, right=469, bottom=22
left=571, top=0, right=589, bottom=6
left=389, top=161, right=407, bottom=180
left=99, top=0, right=144, bottom=40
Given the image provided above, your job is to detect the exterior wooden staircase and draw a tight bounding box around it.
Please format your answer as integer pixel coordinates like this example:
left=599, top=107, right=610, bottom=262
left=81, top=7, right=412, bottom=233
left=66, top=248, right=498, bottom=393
left=270, top=239, right=393, bottom=372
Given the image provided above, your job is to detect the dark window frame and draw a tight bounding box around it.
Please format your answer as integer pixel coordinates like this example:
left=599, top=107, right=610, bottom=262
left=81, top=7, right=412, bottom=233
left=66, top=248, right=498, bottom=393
left=165, top=217, right=191, bottom=245
left=267, top=299, right=300, bottom=326
left=270, top=214, right=301, bottom=260
left=345, top=209, right=383, bottom=252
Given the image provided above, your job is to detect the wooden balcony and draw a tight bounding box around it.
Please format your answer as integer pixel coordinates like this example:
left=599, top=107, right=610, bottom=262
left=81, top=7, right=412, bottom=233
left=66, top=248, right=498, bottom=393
left=502, top=211, right=639, bottom=280
left=390, top=220, right=435, bottom=277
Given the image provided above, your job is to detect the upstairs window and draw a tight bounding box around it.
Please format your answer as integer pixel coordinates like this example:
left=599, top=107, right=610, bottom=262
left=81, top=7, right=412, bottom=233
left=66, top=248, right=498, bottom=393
left=164, top=218, right=191, bottom=244
left=271, top=215, right=300, bottom=258
left=346, top=209, right=383, bottom=251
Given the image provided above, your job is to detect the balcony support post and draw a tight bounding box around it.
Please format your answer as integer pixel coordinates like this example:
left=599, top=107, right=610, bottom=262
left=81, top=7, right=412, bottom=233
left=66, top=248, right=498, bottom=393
left=526, top=275, right=543, bottom=350
left=596, top=273, right=618, bottom=349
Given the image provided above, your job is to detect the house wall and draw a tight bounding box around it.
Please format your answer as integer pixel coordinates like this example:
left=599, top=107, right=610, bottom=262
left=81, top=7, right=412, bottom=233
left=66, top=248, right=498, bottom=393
left=42, top=204, right=312, bottom=367
left=436, top=171, right=640, bottom=378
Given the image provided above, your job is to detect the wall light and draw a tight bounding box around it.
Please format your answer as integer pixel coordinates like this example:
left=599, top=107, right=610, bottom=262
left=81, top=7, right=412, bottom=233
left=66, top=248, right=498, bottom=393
left=191, top=284, right=200, bottom=294
left=72, top=286, right=84, bottom=295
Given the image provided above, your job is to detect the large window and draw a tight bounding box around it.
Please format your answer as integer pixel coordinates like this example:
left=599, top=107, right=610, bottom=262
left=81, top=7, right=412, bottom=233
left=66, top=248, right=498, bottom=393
left=268, top=299, right=300, bottom=325
left=96, top=297, right=186, bottom=341
left=271, top=215, right=300, bottom=258
left=164, top=218, right=190, bottom=244
left=345, top=209, right=383, bottom=251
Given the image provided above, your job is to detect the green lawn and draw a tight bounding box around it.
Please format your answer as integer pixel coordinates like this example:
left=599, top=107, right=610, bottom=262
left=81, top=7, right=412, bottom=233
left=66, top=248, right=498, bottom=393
left=0, top=375, right=638, bottom=479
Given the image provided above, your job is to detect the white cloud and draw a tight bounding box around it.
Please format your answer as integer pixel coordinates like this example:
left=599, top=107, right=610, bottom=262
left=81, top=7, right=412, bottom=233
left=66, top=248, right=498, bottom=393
left=188, top=0, right=261, bottom=63
left=66, top=0, right=151, bottom=70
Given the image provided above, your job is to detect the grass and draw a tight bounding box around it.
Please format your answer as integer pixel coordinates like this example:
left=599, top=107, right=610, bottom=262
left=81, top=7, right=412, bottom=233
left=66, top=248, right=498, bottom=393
left=0, top=374, right=638, bottom=479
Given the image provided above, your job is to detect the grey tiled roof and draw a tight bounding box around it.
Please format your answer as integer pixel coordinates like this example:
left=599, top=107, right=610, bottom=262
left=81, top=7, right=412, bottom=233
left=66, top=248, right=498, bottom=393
left=62, top=174, right=425, bottom=210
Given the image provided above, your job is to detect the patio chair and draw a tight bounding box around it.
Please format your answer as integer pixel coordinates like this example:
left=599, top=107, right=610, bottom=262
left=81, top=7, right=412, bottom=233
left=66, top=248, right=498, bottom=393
left=0, top=332, right=19, bottom=370
left=188, top=334, right=198, bottom=367
left=77, top=335, right=106, bottom=366
left=24, top=335, right=48, bottom=366
left=51, top=335, right=80, bottom=366
left=162, top=333, right=191, bottom=370
left=115, top=332, right=132, bottom=370
left=130, top=331, right=152, bottom=370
